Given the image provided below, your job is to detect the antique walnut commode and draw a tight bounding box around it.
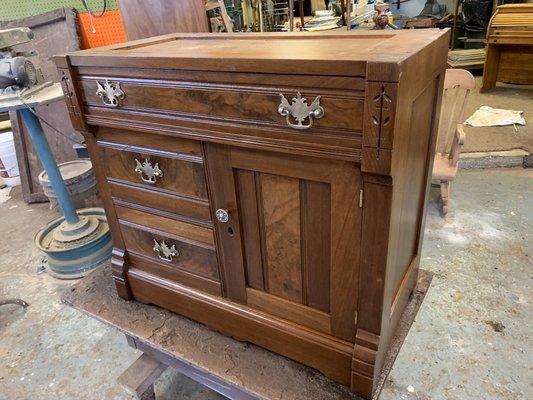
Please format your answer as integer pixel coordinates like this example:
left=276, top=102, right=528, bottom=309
left=55, top=30, right=449, bottom=399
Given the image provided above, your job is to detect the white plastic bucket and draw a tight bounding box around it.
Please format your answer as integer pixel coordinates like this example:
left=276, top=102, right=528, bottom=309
left=0, top=131, right=20, bottom=187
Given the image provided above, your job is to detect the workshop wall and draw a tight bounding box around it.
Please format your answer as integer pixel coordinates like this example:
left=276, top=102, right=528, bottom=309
left=0, top=1, right=126, bottom=49
left=78, top=10, right=127, bottom=48
left=0, top=0, right=118, bottom=21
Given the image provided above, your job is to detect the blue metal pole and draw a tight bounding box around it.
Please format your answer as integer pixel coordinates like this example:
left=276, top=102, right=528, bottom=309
left=20, top=108, right=79, bottom=225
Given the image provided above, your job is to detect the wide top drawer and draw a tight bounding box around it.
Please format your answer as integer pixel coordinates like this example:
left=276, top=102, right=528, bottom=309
left=78, top=71, right=364, bottom=134
left=64, top=67, right=365, bottom=161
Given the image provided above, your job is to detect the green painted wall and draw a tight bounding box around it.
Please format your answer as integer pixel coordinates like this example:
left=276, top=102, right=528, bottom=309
left=0, top=0, right=118, bottom=21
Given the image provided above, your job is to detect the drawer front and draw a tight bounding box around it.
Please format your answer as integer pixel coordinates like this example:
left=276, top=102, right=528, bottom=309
left=96, top=128, right=212, bottom=225
left=116, top=206, right=219, bottom=282
left=101, top=145, right=208, bottom=199
left=109, top=181, right=212, bottom=225
left=127, top=253, right=221, bottom=297
left=121, top=224, right=219, bottom=281
left=80, top=78, right=363, bottom=133
left=80, top=71, right=366, bottom=162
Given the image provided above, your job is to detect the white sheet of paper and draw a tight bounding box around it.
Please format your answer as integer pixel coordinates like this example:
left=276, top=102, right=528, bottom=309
left=465, top=106, right=526, bottom=127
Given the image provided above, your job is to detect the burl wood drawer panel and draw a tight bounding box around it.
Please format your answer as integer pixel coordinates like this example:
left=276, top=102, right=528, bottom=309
left=79, top=73, right=363, bottom=134
left=115, top=205, right=221, bottom=295
left=96, top=128, right=211, bottom=225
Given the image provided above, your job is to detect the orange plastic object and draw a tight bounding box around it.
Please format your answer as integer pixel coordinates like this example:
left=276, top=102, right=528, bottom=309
left=78, top=10, right=127, bottom=49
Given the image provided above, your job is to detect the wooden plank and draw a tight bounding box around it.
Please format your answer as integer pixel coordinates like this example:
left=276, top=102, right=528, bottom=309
left=246, top=287, right=331, bottom=335
left=235, top=169, right=265, bottom=291
left=301, top=180, right=331, bottom=312
left=328, top=163, right=361, bottom=342
left=126, top=270, right=353, bottom=386
left=64, top=30, right=448, bottom=78
left=117, top=353, right=167, bottom=400
left=203, top=143, right=248, bottom=303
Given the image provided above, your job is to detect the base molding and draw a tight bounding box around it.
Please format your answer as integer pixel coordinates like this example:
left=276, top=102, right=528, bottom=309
left=112, top=247, right=132, bottom=300
left=126, top=268, right=354, bottom=386
left=351, top=329, right=380, bottom=398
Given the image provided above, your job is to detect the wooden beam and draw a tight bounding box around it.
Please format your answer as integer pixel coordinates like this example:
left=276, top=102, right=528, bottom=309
left=117, top=353, right=167, bottom=400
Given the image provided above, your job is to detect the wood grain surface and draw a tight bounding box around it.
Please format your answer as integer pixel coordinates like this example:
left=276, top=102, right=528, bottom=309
left=55, top=29, right=449, bottom=399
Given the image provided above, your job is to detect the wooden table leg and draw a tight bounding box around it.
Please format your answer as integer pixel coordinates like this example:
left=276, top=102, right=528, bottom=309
left=124, top=334, right=260, bottom=400
left=118, top=352, right=167, bottom=400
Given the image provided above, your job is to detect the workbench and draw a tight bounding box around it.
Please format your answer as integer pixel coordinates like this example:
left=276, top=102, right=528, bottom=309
left=61, top=265, right=432, bottom=400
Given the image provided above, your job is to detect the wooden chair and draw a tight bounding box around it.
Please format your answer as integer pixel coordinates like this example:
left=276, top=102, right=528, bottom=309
left=206, top=0, right=233, bottom=32
left=433, top=68, right=475, bottom=215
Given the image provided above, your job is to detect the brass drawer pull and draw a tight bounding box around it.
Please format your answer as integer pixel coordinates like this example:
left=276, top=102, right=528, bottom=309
left=278, top=92, right=324, bottom=130
left=95, top=80, right=124, bottom=107
left=153, top=239, right=178, bottom=262
left=134, top=158, right=163, bottom=184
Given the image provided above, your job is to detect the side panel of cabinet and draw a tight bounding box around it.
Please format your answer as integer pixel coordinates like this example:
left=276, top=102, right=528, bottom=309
left=205, top=143, right=362, bottom=342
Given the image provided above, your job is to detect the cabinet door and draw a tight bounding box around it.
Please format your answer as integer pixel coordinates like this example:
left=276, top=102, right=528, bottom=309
left=205, top=144, right=362, bottom=342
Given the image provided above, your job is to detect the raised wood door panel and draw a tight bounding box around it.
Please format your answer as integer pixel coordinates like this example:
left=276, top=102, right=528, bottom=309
left=205, top=144, right=362, bottom=342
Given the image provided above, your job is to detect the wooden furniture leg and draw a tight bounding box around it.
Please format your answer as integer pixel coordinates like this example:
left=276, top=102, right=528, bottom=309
left=297, top=0, right=305, bottom=30
left=480, top=45, right=500, bottom=92
left=340, top=0, right=346, bottom=26
left=118, top=353, right=167, bottom=400
left=440, top=180, right=450, bottom=215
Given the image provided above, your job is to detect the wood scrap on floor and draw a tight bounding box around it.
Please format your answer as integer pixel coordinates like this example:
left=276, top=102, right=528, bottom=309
left=448, top=49, right=485, bottom=68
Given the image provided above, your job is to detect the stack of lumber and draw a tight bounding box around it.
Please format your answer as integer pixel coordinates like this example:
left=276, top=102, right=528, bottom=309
left=448, top=49, right=485, bottom=68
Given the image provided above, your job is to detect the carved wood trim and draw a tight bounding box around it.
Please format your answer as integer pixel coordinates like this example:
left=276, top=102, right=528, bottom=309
left=363, top=82, right=397, bottom=149
left=362, top=82, right=397, bottom=175
left=57, top=63, right=87, bottom=132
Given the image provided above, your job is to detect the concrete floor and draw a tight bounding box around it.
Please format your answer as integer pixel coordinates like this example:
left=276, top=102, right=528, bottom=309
left=0, top=167, right=531, bottom=400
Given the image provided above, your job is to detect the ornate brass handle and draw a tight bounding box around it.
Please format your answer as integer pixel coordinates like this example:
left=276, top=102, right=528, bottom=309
left=153, top=239, right=178, bottom=262
left=95, top=80, right=124, bottom=107
left=278, top=92, right=324, bottom=130
left=134, top=158, right=163, bottom=184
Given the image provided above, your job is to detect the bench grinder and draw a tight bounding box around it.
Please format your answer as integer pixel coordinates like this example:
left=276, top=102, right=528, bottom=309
left=0, top=28, right=112, bottom=279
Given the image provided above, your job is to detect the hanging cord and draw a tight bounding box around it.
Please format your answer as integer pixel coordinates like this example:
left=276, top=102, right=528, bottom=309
left=81, top=0, right=107, bottom=17
left=18, top=95, right=85, bottom=146
left=81, top=0, right=107, bottom=33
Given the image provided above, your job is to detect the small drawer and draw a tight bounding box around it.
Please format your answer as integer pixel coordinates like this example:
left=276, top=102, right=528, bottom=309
left=116, top=206, right=219, bottom=282
left=101, top=145, right=208, bottom=199
left=97, top=128, right=209, bottom=215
